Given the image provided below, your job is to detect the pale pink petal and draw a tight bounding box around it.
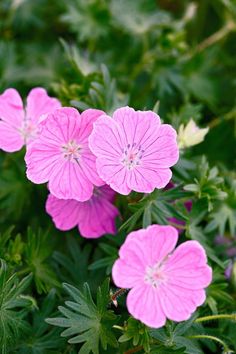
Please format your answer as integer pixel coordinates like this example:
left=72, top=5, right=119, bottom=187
left=144, top=225, right=178, bottom=265
left=142, top=124, right=179, bottom=167
left=118, top=229, right=150, bottom=269
left=89, top=115, right=124, bottom=158
left=127, top=167, right=172, bottom=192
left=96, top=158, right=131, bottom=194
left=80, top=147, right=105, bottom=187
left=164, top=240, right=212, bottom=288
left=79, top=109, right=105, bottom=140
left=25, top=141, right=61, bottom=184
left=26, top=88, right=61, bottom=123
left=112, top=259, right=144, bottom=288
left=48, top=160, right=94, bottom=201
left=0, top=121, right=24, bottom=152
left=127, top=285, right=166, bottom=328
left=159, top=285, right=206, bottom=321
left=112, top=229, right=149, bottom=288
left=112, top=107, right=161, bottom=147
left=46, top=194, right=80, bottom=230
left=0, top=88, right=24, bottom=127
left=121, top=225, right=178, bottom=268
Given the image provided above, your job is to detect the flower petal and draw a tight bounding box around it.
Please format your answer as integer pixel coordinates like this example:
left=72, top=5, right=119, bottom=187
left=77, top=196, right=118, bottom=238
left=0, top=88, right=24, bottom=127
left=127, top=285, right=166, bottom=328
left=25, top=141, right=61, bottom=183
left=26, top=87, right=61, bottom=123
left=0, top=121, right=24, bottom=152
left=112, top=259, right=144, bottom=288
left=46, top=194, right=80, bottom=230
left=142, top=124, right=179, bottom=167
left=159, top=284, right=206, bottom=321
left=96, top=158, right=131, bottom=194
left=164, top=240, right=212, bottom=289
left=48, top=160, right=94, bottom=201
left=113, top=107, right=161, bottom=147
left=89, top=115, right=124, bottom=158
left=127, top=166, right=172, bottom=192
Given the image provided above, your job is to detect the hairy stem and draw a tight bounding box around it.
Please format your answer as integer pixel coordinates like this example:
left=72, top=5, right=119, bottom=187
left=188, top=334, right=230, bottom=352
left=196, top=314, right=236, bottom=323
left=110, top=288, right=127, bottom=306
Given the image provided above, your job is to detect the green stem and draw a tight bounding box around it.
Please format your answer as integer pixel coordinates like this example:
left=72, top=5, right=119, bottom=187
left=168, top=221, right=186, bottom=230
left=208, top=109, right=236, bottom=129
left=188, top=334, right=230, bottom=352
left=195, top=20, right=236, bottom=53
left=196, top=314, right=236, bottom=323
left=113, top=325, right=124, bottom=331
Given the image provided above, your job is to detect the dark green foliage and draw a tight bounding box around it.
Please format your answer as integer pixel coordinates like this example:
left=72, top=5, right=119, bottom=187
left=46, top=279, right=118, bottom=354
left=0, top=0, right=236, bottom=353
left=0, top=260, right=33, bottom=353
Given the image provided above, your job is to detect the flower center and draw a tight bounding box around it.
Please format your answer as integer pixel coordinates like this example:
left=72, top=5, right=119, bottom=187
left=121, top=143, right=144, bottom=170
left=144, top=263, right=167, bottom=288
left=19, top=120, right=37, bottom=144
left=61, top=140, right=81, bottom=162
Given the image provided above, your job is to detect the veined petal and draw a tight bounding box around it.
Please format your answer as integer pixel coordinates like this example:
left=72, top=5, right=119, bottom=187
left=46, top=194, right=80, bottom=230
left=0, top=88, right=24, bottom=127
left=0, top=121, right=24, bottom=152
left=127, top=284, right=166, bottom=328
left=26, top=87, right=61, bottom=123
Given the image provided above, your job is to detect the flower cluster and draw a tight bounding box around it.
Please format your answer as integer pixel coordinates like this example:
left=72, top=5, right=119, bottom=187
left=0, top=87, right=212, bottom=328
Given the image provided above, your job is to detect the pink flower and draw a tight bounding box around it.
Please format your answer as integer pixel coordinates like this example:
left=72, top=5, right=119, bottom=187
left=25, top=107, right=105, bottom=201
left=46, top=185, right=119, bottom=238
left=112, top=225, right=212, bottom=328
left=0, top=88, right=61, bottom=152
left=89, top=106, right=179, bottom=195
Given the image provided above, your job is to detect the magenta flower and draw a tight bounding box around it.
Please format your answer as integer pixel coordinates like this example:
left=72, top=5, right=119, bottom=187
left=89, top=106, right=179, bottom=195
left=0, top=88, right=61, bottom=152
left=112, top=225, right=212, bottom=328
left=25, top=107, right=105, bottom=201
left=46, top=185, right=119, bottom=238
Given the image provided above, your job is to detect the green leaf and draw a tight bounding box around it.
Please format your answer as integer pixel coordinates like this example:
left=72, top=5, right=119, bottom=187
left=24, top=229, right=60, bottom=294
left=118, top=318, right=151, bottom=353
left=46, top=279, right=118, bottom=354
left=0, top=260, right=33, bottom=353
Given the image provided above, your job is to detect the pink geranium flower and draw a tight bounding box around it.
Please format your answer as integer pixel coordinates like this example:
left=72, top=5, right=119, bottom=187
left=46, top=185, right=119, bottom=238
left=112, top=225, right=212, bottom=328
left=25, top=107, right=105, bottom=201
left=89, top=106, right=179, bottom=195
left=0, top=88, right=61, bottom=152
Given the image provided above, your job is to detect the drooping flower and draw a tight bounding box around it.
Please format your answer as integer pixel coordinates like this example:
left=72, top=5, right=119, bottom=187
left=112, top=225, right=212, bottom=328
left=178, top=118, right=209, bottom=149
left=46, top=185, right=119, bottom=238
left=25, top=107, right=105, bottom=201
left=0, top=88, right=61, bottom=152
left=89, top=106, right=179, bottom=195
